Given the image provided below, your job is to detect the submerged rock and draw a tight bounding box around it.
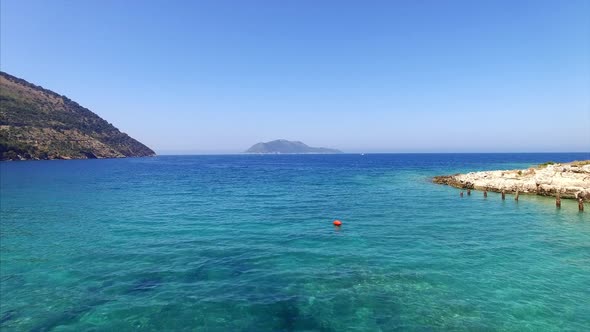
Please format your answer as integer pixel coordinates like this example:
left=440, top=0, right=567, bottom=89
left=433, top=161, right=590, bottom=200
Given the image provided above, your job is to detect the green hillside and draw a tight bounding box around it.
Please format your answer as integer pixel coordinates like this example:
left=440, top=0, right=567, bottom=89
left=0, top=71, right=155, bottom=160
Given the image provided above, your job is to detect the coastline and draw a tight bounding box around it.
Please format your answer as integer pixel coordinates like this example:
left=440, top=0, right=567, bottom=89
left=0, top=155, right=156, bottom=162
left=433, top=161, right=590, bottom=200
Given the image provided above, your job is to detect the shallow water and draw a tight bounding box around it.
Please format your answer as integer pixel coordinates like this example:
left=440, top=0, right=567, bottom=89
left=1, top=153, right=589, bottom=331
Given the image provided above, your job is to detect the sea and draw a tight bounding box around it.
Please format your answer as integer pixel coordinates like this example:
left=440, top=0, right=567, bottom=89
left=1, top=153, right=589, bottom=331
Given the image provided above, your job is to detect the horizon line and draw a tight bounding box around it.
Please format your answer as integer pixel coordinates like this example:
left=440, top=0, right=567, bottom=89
left=154, top=151, right=590, bottom=156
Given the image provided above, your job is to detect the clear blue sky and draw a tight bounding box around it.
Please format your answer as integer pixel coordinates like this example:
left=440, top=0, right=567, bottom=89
left=1, top=0, right=589, bottom=153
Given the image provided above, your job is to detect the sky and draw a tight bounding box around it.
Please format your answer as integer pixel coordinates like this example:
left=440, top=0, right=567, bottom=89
left=1, top=0, right=589, bottom=154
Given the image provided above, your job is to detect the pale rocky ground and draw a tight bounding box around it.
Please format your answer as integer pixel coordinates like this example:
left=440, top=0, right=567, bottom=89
left=433, top=161, right=590, bottom=200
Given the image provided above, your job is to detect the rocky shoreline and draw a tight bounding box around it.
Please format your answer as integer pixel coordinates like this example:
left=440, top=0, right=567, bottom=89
left=433, top=161, right=590, bottom=200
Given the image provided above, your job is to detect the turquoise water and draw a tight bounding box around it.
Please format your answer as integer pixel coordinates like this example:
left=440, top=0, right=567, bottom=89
left=1, top=153, right=589, bottom=331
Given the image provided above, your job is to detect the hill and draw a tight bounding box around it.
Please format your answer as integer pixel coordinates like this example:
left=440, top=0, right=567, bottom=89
left=245, top=139, right=341, bottom=154
left=0, top=71, right=155, bottom=160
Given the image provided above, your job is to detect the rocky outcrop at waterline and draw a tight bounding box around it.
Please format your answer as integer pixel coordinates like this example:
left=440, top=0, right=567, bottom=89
left=433, top=161, right=590, bottom=200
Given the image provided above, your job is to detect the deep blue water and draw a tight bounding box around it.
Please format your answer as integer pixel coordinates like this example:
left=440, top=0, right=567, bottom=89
left=1, top=153, right=589, bottom=331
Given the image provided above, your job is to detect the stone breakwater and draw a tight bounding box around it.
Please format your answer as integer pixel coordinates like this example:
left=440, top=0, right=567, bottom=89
left=433, top=161, right=590, bottom=200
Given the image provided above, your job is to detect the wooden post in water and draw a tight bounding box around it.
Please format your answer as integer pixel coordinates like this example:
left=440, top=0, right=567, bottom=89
left=579, top=198, right=584, bottom=212
left=556, top=194, right=561, bottom=208
left=501, top=190, right=505, bottom=200
left=515, top=190, right=519, bottom=201
left=467, top=189, right=471, bottom=196
left=484, top=190, right=488, bottom=198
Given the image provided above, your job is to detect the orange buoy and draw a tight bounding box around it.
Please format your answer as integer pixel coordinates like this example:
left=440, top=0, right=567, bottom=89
left=333, top=220, right=342, bottom=226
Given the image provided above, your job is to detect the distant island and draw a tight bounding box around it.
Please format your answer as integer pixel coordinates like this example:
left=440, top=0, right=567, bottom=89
left=433, top=161, right=590, bottom=200
left=245, top=139, right=342, bottom=154
left=0, top=71, right=155, bottom=161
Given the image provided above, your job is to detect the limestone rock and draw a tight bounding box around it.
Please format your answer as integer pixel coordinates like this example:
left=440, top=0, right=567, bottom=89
left=433, top=162, right=590, bottom=200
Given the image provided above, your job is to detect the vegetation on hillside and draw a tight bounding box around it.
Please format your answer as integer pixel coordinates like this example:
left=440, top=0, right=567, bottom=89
left=0, top=71, right=155, bottom=160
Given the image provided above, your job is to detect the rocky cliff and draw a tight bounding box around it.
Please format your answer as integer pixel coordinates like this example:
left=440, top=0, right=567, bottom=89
left=0, top=71, right=155, bottom=160
left=433, top=161, right=590, bottom=199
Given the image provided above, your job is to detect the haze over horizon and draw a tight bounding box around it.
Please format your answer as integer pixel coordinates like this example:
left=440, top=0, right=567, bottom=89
left=1, top=0, right=589, bottom=154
